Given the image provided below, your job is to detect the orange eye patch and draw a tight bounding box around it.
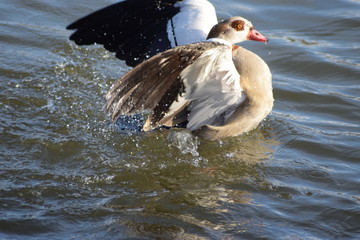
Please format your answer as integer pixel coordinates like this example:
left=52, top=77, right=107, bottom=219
left=231, top=20, right=245, bottom=31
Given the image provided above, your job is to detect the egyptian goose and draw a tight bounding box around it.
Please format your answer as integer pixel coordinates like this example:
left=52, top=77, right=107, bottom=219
left=67, top=1, right=273, bottom=140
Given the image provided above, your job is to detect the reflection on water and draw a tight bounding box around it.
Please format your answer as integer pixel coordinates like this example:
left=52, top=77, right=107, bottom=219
left=97, top=128, right=279, bottom=238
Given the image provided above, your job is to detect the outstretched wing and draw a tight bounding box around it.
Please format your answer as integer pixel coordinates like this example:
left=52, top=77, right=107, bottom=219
left=67, top=0, right=180, bottom=67
left=105, top=42, right=210, bottom=123
left=67, top=0, right=218, bottom=67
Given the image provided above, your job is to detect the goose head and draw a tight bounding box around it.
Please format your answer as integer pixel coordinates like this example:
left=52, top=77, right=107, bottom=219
left=207, top=16, right=268, bottom=44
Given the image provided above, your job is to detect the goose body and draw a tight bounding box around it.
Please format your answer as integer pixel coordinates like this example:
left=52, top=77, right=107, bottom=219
left=67, top=1, right=273, bottom=140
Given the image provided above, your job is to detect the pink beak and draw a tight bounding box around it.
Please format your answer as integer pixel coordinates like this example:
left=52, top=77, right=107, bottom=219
left=248, top=28, right=268, bottom=42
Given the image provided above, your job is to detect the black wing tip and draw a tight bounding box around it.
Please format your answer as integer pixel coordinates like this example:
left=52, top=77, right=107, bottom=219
left=66, top=23, right=76, bottom=30
left=67, top=32, right=85, bottom=45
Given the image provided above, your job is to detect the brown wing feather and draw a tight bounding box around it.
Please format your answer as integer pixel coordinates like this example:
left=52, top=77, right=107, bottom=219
left=106, top=41, right=221, bottom=123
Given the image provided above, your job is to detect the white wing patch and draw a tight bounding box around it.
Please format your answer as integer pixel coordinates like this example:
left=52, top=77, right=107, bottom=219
left=167, top=0, right=218, bottom=47
left=180, top=45, right=246, bottom=130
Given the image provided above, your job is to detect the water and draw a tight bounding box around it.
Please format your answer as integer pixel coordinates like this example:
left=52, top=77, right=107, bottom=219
left=1, top=0, right=359, bottom=239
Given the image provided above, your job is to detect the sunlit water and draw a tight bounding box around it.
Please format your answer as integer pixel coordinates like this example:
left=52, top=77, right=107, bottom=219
left=1, top=0, right=359, bottom=239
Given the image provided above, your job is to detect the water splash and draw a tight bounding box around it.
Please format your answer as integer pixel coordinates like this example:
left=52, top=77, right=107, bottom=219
left=167, top=129, right=200, bottom=157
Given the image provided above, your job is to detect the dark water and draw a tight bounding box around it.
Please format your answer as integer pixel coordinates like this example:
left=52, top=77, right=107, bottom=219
left=1, top=0, right=360, bottom=239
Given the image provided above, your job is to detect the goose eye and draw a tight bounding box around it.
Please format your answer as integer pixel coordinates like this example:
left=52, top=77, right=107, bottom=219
left=231, top=20, right=245, bottom=31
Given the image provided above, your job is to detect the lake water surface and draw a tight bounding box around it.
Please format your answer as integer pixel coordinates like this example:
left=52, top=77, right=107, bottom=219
left=1, top=0, right=360, bottom=239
